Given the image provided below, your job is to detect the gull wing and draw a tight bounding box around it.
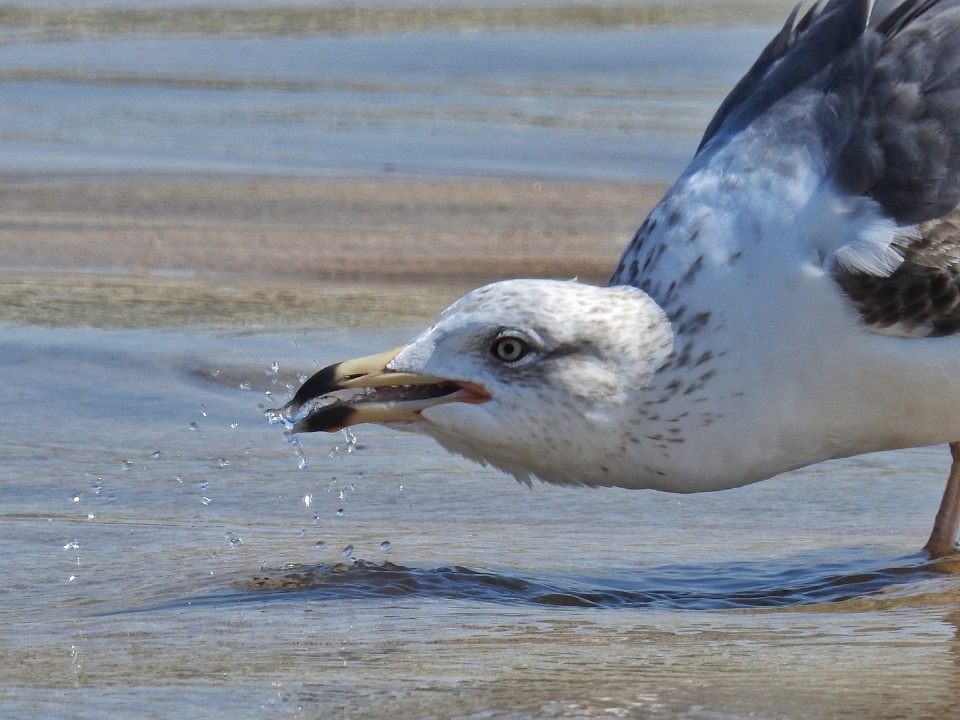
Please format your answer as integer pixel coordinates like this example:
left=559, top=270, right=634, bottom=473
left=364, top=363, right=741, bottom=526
left=636, top=0, right=960, bottom=339
left=826, top=0, right=960, bottom=336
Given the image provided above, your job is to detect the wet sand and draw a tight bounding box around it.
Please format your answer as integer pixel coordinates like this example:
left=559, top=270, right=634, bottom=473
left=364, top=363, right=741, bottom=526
left=0, top=175, right=666, bottom=327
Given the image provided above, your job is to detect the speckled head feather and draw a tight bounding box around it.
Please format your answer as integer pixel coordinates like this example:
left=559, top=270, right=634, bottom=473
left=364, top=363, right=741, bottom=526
left=386, top=279, right=675, bottom=486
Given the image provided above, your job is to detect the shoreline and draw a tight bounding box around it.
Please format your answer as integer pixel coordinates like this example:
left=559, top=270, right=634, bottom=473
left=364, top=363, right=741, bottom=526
left=0, top=175, right=668, bottom=328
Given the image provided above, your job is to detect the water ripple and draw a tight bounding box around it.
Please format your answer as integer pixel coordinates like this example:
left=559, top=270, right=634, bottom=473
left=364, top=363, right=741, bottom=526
left=112, top=550, right=959, bottom=614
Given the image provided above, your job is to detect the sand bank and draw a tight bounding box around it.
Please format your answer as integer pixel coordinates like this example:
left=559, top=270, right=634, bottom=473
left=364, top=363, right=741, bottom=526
left=0, top=175, right=667, bottom=327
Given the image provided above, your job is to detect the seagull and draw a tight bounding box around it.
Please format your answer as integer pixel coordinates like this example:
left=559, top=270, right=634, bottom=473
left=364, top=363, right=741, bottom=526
left=279, top=0, right=960, bottom=559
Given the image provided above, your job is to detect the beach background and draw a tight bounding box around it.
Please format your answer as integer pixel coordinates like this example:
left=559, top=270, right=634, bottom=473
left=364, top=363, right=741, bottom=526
left=7, top=2, right=960, bottom=719
left=0, top=0, right=800, bottom=328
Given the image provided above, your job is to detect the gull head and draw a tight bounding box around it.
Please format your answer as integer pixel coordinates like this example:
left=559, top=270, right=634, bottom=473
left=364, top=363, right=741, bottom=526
left=282, top=279, right=674, bottom=485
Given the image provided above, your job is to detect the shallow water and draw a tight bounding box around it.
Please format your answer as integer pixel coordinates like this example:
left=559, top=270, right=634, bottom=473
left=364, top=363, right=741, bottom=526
left=3, top=322, right=960, bottom=718
left=0, top=26, right=774, bottom=180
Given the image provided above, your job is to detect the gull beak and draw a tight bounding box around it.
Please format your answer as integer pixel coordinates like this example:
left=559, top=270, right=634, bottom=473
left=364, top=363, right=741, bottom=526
left=281, top=347, right=490, bottom=433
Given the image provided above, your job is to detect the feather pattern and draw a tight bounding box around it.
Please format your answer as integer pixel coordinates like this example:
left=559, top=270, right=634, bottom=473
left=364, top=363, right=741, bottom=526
left=622, top=0, right=960, bottom=339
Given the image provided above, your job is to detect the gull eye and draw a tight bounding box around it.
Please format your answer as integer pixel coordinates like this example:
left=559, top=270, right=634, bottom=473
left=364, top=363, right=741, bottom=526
left=491, top=336, right=529, bottom=363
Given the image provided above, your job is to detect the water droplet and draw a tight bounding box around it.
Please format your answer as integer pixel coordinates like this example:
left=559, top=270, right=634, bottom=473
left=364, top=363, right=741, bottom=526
left=379, top=541, right=391, bottom=553
left=341, top=544, right=353, bottom=558
left=303, top=494, right=313, bottom=507
left=312, top=513, right=322, bottom=525
left=72, top=493, right=81, bottom=503
left=315, top=541, right=327, bottom=551
left=150, top=450, right=162, bottom=459
left=284, top=431, right=309, bottom=469
left=87, top=513, right=95, bottom=520
left=298, top=373, right=308, bottom=384
left=68, top=575, right=76, bottom=582
left=63, top=540, right=79, bottom=550
left=122, top=459, right=134, bottom=470
left=174, top=476, right=184, bottom=483
left=239, top=381, right=251, bottom=390
left=397, top=484, right=404, bottom=492
left=199, top=482, right=209, bottom=491
left=188, top=421, right=200, bottom=432
left=217, top=458, right=230, bottom=468
left=225, top=532, right=242, bottom=548
left=200, top=403, right=208, bottom=416
left=342, top=428, right=357, bottom=453
left=200, top=496, right=212, bottom=505
left=230, top=422, right=239, bottom=429
left=336, top=508, right=344, bottom=518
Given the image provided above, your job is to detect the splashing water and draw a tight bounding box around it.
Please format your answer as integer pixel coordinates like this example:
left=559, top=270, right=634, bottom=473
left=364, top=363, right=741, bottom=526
left=264, top=407, right=292, bottom=429
left=343, top=428, right=357, bottom=453
left=283, top=430, right=310, bottom=470
left=225, top=532, right=243, bottom=548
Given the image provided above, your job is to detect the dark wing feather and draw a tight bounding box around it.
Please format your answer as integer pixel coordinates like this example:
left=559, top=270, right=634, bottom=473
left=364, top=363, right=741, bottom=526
left=697, top=0, right=871, bottom=153
left=827, top=0, right=960, bottom=337
left=833, top=0, right=960, bottom=224
left=834, top=206, right=960, bottom=336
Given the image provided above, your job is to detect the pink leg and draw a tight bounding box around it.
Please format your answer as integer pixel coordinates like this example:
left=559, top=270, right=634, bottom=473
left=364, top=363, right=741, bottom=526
left=924, top=442, right=960, bottom=559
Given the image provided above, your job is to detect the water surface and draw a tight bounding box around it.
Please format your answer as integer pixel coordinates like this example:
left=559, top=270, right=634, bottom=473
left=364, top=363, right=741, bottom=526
left=3, top=322, right=960, bottom=718
left=0, top=27, right=774, bottom=180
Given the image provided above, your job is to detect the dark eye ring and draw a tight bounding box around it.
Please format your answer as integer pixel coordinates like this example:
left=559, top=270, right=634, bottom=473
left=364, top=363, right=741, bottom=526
left=491, top=336, right=529, bottom=363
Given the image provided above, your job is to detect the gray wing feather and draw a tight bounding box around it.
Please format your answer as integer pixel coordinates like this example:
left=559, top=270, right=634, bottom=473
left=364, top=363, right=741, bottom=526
left=698, top=0, right=871, bottom=153
left=701, top=0, right=960, bottom=225
left=834, top=0, right=960, bottom=224
left=659, top=0, right=960, bottom=336
left=828, top=0, right=960, bottom=337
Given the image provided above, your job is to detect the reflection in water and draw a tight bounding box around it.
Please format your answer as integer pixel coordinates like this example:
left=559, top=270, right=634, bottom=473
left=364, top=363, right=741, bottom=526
left=120, top=550, right=956, bottom=613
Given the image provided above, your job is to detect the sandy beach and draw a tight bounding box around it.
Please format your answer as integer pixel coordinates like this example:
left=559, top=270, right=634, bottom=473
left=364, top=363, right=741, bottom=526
left=0, top=175, right=667, bottom=328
